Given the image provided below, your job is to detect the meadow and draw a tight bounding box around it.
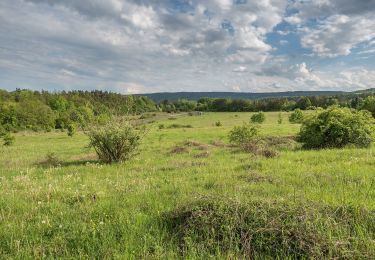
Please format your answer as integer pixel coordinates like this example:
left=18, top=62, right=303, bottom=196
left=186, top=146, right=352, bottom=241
left=0, top=112, right=374, bottom=258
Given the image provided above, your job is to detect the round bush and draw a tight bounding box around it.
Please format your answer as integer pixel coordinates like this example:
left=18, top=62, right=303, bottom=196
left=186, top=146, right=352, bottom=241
left=298, top=107, right=375, bottom=148
left=86, top=120, right=145, bottom=163
left=289, top=109, right=304, bottom=124
left=251, top=112, right=265, bottom=123
left=228, top=123, right=258, bottom=145
left=2, top=133, right=15, bottom=146
left=67, top=123, right=76, bottom=137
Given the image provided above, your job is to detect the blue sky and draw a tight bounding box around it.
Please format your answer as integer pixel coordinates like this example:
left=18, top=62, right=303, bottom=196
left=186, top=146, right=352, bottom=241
left=0, top=0, right=374, bottom=93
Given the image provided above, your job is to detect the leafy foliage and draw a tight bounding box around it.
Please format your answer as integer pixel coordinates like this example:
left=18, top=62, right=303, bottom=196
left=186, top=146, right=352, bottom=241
left=158, top=93, right=375, bottom=113
left=251, top=112, right=265, bottom=123
left=67, top=123, right=76, bottom=137
left=362, top=96, right=375, bottom=117
left=228, top=123, right=258, bottom=145
left=38, top=152, right=61, bottom=167
left=298, top=107, right=375, bottom=148
left=0, top=89, right=157, bottom=132
left=277, top=113, right=283, bottom=124
left=289, top=109, right=304, bottom=123
left=86, top=120, right=145, bottom=163
left=2, top=132, right=15, bottom=146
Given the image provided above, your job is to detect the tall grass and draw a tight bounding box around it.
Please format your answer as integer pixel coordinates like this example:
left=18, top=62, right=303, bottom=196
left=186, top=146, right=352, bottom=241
left=0, top=112, right=374, bottom=258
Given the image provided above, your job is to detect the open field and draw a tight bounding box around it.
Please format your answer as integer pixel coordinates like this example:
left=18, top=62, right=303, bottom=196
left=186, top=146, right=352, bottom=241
left=1, top=112, right=375, bottom=258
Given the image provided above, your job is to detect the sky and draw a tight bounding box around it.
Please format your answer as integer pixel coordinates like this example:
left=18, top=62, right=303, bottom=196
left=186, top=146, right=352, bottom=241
left=0, top=0, right=375, bottom=94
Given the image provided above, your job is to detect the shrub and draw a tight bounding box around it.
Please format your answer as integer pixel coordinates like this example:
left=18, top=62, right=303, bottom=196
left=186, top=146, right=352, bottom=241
left=168, top=124, right=193, bottom=129
left=289, top=109, right=304, bottom=123
left=158, top=124, right=165, bottom=129
left=277, top=113, right=283, bottom=124
left=38, top=152, right=61, bottom=167
left=362, top=96, right=375, bottom=117
left=215, top=121, right=222, bottom=127
left=298, top=107, right=375, bottom=148
left=86, top=120, right=145, bottom=163
left=163, top=197, right=375, bottom=258
left=67, top=123, right=76, bottom=137
left=2, top=133, right=15, bottom=146
left=251, top=112, right=265, bottom=123
left=242, top=143, right=279, bottom=158
left=228, top=123, right=258, bottom=145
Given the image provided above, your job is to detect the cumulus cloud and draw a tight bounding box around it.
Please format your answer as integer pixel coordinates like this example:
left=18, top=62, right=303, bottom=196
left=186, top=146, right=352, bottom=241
left=0, top=0, right=374, bottom=93
left=301, top=14, right=375, bottom=57
left=233, top=66, right=247, bottom=72
left=288, top=0, right=375, bottom=57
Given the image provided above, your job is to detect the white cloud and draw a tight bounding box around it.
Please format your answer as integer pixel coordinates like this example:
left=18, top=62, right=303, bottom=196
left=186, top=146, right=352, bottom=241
left=115, top=82, right=146, bottom=94
left=233, top=66, right=247, bottom=72
left=284, top=15, right=301, bottom=25
left=279, top=40, right=288, bottom=46
left=301, top=14, right=375, bottom=57
left=0, top=0, right=374, bottom=93
left=289, top=0, right=375, bottom=57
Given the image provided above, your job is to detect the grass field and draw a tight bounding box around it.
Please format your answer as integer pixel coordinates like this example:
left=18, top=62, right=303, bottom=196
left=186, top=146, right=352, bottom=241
left=1, top=112, right=374, bottom=258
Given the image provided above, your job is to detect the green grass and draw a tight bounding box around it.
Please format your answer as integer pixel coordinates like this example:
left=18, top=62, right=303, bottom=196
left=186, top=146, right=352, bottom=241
left=0, top=112, right=374, bottom=258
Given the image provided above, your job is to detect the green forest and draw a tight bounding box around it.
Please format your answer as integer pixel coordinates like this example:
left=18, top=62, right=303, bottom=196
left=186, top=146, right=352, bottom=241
left=1, top=89, right=375, bottom=135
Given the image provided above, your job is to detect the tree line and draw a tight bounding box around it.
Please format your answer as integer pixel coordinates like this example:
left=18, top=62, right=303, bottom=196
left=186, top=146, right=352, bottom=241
left=159, top=95, right=375, bottom=116
left=0, top=89, right=156, bottom=133
left=1, top=89, right=375, bottom=134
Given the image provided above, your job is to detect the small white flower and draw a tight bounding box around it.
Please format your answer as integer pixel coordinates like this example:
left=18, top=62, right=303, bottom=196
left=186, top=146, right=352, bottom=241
left=99, top=221, right=104, bottom=225
left=42, top=220, right=46, bottom=224
left=37, top=201, right=42, bottom=205
left=59, top=224, right=63, bottom=228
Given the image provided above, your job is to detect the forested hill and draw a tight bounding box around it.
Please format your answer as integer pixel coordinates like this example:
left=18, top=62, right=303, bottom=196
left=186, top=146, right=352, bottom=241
left=135, top=91, right=345, bottom=102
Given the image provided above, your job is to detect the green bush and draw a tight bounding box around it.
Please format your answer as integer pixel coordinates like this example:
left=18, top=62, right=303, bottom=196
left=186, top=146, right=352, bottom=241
left=289, top=109, right=304, bottom=123
left=298, top=107, right=375, bottom=148
left=167, top=124, right=193, bottom=129
left=86, top=120, right=145, bottom=163
left=228, top=123, right=258, bottom=145
left=277, top=113, right=283, bottom=124
left=67, top=123, right=76, bottom=137
left=38, top=152, right=61, bottom=167
left=362, top=96, right=375, bottom=117
left=2, top=132, right=15, bottom=146
left=215, top=121, right=222, bottom=127
left=251, top=112, right=265, bottom=123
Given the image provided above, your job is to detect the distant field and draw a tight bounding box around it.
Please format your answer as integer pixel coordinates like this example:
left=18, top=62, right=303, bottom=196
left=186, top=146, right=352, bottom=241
left=1, top=112, right=374, bottom=258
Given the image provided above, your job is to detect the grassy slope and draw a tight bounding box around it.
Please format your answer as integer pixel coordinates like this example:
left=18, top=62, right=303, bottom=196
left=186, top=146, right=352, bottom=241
left=0, top=112, right=374, bottom=258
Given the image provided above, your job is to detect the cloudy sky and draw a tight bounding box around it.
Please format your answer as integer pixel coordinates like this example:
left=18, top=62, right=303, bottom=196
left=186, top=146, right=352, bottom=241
left=0, top=0, right=375, bottom=93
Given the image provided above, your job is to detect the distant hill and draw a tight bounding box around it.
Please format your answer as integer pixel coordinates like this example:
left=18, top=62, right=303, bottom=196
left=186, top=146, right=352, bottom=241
left=135, top=91, right=346, bottom=102
left=353, top=88, right=375, bottom=94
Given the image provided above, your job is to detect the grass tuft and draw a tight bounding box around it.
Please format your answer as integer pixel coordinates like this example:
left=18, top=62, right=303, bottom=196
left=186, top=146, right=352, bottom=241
left=163, top=197, right=375, bottom=258
left=37, top=152, right=61, bottom=168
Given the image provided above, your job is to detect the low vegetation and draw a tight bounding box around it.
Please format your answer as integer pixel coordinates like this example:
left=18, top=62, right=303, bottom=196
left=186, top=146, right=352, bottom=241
left=228, top=123, right=258, bottom=145
left=0, top=110, right=375, bottom=258
left=1, top=132, right=15, bottom=146
left=67, top=123, right=76, bottom=137
left=289, top=109, right=304, bottom=123
left=37, top=152, right=61, bottom=167
left=250, top=112, right=265, bottom=123
left=86, top=120, right=145, bottom=163
left=163, top=197, right=375, bottom=258
left=298, top=106, right=375, bottom=148
left=167, top=123, right=193, bottom=129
